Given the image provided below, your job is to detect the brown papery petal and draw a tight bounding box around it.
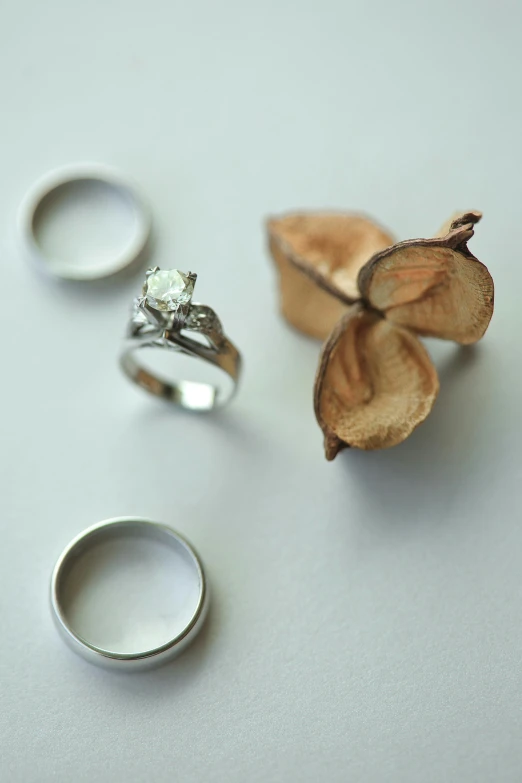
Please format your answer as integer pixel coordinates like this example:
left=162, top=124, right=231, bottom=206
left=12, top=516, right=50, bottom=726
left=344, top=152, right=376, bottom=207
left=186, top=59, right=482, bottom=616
left=358, top=218, right=494, bottom=344
left=314, top=306, right=439, bottom=457
left=267, top=212, right=394, bottom=340
left=435, top=210, right=483, bottom=238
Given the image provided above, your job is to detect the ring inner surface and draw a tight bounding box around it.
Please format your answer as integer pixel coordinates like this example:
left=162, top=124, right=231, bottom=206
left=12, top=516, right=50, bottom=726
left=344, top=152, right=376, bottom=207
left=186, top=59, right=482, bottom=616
left=120, top=346, right=232, bottom=410
left=31, top=178, right=144, bottom=277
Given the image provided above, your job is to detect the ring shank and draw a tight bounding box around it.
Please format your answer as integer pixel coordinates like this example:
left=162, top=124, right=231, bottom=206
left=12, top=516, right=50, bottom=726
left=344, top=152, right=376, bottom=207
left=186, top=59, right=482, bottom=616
left=120, top=331, right=241, bottom=410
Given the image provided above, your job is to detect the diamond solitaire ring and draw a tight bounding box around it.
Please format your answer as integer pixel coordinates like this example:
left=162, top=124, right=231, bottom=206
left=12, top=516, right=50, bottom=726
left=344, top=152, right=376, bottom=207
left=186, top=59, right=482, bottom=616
left=120, top=267, right=242, bottom=409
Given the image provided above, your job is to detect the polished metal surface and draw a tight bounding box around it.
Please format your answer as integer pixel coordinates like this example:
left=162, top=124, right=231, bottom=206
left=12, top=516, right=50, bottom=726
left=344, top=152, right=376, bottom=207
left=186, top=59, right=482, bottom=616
left=50, top=517, right=208, bottom=672
left=120, top=267, right=242, bottom=409
left=18, top=162, right=151, bottom=281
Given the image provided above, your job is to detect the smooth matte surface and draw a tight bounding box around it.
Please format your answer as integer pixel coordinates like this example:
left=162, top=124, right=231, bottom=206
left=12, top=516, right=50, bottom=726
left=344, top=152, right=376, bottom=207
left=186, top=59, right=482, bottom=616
left=0, top=1, right=521, bottom=781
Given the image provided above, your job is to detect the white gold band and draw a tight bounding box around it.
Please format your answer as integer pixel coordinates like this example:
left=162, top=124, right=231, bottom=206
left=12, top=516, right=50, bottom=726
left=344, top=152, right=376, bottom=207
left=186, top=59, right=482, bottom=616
left=18, top=163, right=151, bottom=281
left=50, top=517, right=208, bottom=671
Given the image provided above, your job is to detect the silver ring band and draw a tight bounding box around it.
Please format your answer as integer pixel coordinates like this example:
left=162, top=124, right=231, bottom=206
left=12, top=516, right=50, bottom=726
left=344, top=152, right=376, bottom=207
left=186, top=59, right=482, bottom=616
left=50, top=517, right=208, bottom=671
left=18, top=163, right=151, bottom=281
left=120, top=268, right=242, bottom=410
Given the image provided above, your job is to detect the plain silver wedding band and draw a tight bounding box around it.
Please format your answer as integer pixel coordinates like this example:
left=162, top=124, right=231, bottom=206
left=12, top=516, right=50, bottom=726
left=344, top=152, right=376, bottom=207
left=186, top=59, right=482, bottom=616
left=18, top=163, right=151, bottom=281
left=50, top=517, right=209, bottom=672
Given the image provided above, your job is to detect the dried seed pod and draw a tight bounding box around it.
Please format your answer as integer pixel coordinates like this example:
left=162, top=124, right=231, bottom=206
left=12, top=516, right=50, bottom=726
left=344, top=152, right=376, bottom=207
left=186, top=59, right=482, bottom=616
left=266, top=207, right=494, bottom=458
left=267, top=212, right=394, bottom=340
left=358, top=214, right=494, bottom=344
left=314, top=305, right=440, bottom=456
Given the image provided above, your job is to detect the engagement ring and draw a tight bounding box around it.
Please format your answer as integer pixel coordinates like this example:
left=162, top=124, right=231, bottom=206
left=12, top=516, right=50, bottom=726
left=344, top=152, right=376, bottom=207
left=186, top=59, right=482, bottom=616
left=120, top=267, right=241, bottom=410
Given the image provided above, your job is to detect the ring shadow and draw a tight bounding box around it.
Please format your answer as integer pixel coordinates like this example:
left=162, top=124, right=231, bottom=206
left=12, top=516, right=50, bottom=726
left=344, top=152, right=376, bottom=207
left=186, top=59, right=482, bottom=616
left=81, top=581, right=220, bottom=697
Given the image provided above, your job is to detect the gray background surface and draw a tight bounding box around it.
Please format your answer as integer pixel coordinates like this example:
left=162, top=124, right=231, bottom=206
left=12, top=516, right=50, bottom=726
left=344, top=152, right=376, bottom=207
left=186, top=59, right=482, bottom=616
left=1, top=0, right=521, bottom=781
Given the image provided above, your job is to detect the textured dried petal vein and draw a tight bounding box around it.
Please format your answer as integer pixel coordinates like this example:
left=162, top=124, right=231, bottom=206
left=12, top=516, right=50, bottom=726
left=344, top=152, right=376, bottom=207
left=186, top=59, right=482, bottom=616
left=358, top=233, right=494, bottom=344
left=314, top=307, right=439, bottom=456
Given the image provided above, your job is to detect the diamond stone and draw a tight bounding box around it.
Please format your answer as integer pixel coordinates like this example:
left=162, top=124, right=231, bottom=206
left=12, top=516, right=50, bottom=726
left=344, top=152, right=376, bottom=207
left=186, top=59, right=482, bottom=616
left=144, top=269, right=195, bottom=312
left=186, top=305, right=223, bottom=335
left=131, top=298, right=148, bottom=326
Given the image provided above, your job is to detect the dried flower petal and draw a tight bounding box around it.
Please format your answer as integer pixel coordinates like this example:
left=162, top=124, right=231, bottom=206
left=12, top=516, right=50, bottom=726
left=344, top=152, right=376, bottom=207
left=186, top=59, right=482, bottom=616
left=357, top=216, right=494, bottom=344
left=314, top=305, right=439, bottom=457
left=268, top=212, right=394, bottom=340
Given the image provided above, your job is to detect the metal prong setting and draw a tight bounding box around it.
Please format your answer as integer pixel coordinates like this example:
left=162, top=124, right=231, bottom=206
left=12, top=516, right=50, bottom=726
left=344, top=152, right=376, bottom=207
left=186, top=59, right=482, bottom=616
left=136, top=297, right=167, bottom=329
left=132, top=268, right=198, bottom=335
